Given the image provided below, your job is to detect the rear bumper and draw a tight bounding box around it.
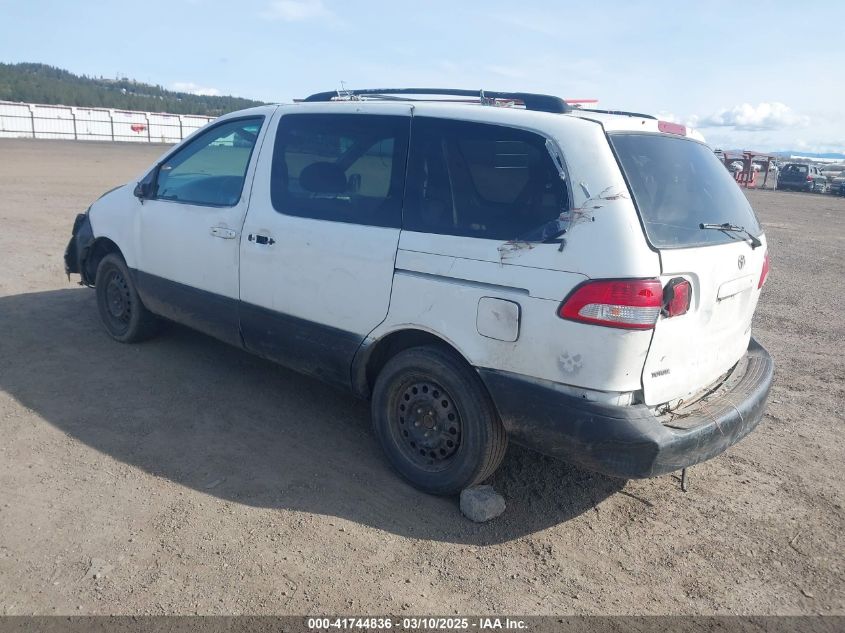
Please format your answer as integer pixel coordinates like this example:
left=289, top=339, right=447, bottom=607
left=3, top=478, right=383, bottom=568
left=777, top=181, right=814, bottom=191
left=477, top=338, right=774, bottom=479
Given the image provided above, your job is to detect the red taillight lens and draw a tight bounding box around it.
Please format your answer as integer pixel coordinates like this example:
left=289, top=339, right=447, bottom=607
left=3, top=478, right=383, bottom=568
left=807, top=175, right=813, bottom=181
left=663, top=278, right=692, bottom=317
left=558, top=279, right=663, bottom=329
left=758, top=252, right=770, bottom=289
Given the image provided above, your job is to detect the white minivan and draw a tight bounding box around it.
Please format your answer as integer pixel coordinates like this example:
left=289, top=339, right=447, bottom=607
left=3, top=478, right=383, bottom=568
left=65, top=89, right=773, bottom=495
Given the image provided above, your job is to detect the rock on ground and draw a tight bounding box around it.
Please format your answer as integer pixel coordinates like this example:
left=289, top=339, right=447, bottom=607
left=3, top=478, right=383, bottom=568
left=460, top=485, right=506, bottom=522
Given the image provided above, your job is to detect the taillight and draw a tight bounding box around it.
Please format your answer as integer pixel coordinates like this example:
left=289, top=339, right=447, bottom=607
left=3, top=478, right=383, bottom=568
left=663, top=278, right=691, bottom=317
left=758, top=251, right=770, bottom=289
left=807, top=175, right=813, bottom=181
left=558, top=279, right=663, bottom=329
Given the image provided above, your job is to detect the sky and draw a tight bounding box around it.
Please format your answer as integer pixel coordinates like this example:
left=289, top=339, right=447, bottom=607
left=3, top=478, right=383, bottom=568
left=1, top=0, right=843, bottom=153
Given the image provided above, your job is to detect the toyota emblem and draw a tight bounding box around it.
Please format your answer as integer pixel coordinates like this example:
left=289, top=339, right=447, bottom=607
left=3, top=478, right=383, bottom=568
left=738, top=255, right=746, bottom=270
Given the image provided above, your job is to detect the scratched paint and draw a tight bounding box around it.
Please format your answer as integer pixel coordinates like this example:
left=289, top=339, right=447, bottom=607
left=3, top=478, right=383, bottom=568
left=497, top=240, right=535, bottom=262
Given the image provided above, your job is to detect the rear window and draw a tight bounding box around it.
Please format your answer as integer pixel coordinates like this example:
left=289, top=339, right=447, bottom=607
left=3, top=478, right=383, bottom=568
left=610, top=133, right=762, bottom=248
left=783, top=164, right=808, bottom=174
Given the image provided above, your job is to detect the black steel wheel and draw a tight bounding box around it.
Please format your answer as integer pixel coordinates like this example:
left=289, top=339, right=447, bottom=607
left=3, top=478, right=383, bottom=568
left=95, top=253, right=159, bottom=343
left=393, top=379, right=463, bottom=471
left=372, top=345, right=507, bottom=495
left=102, top=266, right=132, bottom=335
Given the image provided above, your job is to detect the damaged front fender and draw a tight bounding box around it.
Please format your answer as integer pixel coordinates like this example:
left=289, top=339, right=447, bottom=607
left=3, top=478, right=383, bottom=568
left=64, top=211, right=95, bottom=285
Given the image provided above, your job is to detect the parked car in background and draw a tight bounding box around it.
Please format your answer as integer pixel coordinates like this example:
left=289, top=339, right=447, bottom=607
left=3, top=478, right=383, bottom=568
left=827, top=169, right=845, bottom=195
left=64, top=88, right=773, bottom=495
left=777, top=163, right=827, bottom=192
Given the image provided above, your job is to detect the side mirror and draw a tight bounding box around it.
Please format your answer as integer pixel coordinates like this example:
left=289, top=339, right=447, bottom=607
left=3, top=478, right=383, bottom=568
left=133, top=180, right=152, bottom=199
left=134, top=166, right=159, bottom=200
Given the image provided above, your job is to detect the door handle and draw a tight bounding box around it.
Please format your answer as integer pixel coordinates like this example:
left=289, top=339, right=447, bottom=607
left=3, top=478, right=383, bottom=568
left=248, top=234, right=275, bottom=246
left=210, top=226, right=237, bottom=239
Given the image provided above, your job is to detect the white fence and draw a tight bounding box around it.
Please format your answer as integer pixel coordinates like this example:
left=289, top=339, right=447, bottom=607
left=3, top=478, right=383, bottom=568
left=0, top=101, right=215, bottom=143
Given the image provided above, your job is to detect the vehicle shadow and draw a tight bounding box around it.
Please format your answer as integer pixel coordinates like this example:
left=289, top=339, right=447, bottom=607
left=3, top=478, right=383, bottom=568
left=0, top=288, right=625, bottom=544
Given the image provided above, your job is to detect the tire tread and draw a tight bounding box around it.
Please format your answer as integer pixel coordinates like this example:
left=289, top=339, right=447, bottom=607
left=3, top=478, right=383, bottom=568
left=95, top=253, right=159, bottom=343
left=372, top=344, right=507, bottom=495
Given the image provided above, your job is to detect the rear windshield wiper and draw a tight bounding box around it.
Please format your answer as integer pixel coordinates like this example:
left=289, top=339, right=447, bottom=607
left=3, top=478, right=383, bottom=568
left=699, top=222, right=762, bottom=249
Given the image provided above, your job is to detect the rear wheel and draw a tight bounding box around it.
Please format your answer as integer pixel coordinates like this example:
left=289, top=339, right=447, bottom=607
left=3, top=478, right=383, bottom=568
left=371, top=346, right=508, bottom=495
left=95, top=253, right=158, bottom=343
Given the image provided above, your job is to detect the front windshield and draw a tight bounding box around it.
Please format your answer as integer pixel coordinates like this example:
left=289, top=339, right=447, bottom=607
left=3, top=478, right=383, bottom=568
left=610, top=133, right=762, bottom=248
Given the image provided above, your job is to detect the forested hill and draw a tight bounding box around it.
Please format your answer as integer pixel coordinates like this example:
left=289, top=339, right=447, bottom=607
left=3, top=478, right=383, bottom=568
left=0, top=63, right=265, bottom=116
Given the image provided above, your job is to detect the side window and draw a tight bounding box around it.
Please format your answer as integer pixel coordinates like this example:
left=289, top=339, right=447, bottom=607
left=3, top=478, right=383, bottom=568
left=155, top=117, right=264, bottom=207
left=270, top=114, right=410, bottom=228
left=404, top=117, right=568, bottom=240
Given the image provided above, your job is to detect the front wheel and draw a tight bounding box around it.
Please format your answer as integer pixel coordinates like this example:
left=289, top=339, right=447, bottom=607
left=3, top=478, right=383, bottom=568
left=371, top=346, right=508, bottom=495
left=95, top=253, right=159, bottom=343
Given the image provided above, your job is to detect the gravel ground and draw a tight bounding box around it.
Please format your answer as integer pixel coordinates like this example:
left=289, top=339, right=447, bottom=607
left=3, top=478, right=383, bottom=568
left=0, top=139, right=842, bottom=616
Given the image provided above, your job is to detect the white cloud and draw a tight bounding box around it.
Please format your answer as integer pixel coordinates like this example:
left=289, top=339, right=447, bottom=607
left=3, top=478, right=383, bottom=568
left=790, top=138, right=845, bottom=155
left=261, top=0, right=334, bottom=22
left=171, top=82, right=221, bottom=97
left=698, top=102, right=809, bottom=131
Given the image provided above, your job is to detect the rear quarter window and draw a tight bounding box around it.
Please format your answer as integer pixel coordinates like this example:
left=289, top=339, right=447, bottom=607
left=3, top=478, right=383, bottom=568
left=403, top=117, right=569, bottom=240
left=610, top=133, right=762, bottom=249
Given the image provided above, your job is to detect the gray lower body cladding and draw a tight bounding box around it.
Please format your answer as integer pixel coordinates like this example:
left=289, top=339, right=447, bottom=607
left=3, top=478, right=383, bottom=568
left=477, top=338, right=774, bottom=479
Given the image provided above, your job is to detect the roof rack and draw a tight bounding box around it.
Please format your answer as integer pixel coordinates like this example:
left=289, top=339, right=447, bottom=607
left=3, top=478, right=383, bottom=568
left=302, top=88, right=571, bottom=114
left=576, top=108, right=656, bottom=120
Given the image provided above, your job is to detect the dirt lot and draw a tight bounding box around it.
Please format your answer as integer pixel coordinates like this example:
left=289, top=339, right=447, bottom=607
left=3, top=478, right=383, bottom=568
left=0, top=139, right=843, bottom=616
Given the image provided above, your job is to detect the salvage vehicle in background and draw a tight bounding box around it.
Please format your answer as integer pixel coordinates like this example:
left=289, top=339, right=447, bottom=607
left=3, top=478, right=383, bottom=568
left=829, top=170, right=845, bottom=196
left=777, top=163, right=828, bottom=192
left=65, top=89, right=773, bottom=495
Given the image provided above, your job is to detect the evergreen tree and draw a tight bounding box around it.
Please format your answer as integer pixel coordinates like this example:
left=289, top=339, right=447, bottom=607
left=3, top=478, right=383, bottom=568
left=0, top=62, right=265, bottom=116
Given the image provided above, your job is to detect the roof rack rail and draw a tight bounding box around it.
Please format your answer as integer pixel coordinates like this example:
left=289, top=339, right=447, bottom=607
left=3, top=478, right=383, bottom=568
left=302, top=88, right=571, bottom=114
left=577, top=108, right=656, bottom=120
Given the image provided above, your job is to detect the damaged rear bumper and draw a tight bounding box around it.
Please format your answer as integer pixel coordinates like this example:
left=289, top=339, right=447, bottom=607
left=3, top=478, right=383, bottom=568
left=477, top=338, right=774, bottom=479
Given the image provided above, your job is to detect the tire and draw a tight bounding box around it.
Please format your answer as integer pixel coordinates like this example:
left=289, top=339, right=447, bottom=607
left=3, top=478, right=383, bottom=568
left=94, top=253, right=159, bottom=343
left=371, top=345, right=508, bottom=495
